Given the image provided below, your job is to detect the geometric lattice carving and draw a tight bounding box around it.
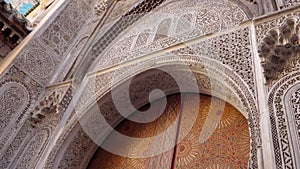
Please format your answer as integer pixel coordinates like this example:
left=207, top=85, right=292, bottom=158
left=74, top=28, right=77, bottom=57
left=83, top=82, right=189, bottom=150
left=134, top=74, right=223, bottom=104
left=40, top=0, right=92, bottom=56
left=95, top=0, right=248, bottom=71
left=185, top=28, right=256, bottom=99
left=79, top=0, right=166, bottom=78
left=175, top=14, right=193, bottom=35
left=258, top=16, right=300, bottom=84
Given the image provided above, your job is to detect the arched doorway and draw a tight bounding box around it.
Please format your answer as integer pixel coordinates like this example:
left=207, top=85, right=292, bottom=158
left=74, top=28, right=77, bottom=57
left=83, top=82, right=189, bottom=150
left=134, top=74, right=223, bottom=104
left=87, top=93, right=250, bottom=168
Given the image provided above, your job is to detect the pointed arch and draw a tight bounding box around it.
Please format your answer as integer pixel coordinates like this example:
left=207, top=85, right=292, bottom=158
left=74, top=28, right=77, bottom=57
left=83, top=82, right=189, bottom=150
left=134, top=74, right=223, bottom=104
left=175, top=14, right=193, bottom=35
left=154, top=18, right=172, bottom=41
left=134, top=29, right=151, bottom=47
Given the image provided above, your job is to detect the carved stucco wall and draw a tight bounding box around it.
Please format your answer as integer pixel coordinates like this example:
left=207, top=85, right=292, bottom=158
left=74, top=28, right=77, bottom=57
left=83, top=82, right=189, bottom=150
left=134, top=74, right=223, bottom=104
left=285, top=84, right=300, bottom=168
left=267, top=73, right=300, bottom=169
left=2, top=0, right=300, bottom=169
left=46, top=1, right=300, bottom=168
left=32, top=0, right=263, bottom=168
left=254, top=5, right=300, bottom=168
left=46, top=27, right=261, bottom=169
left=70, top=4, right=300, bottom=169
left=0, top=66, right=42, bottom=166
left=74, top=2, right=260, bottom=168
left=0, top=0, right=106, bottom=167
left=0, top=80, right=72, bottom=168
left=12, top=0, right=107, bottom=85
left=91, top=0, right=250, bottom=72
left=44, top=64, right=259, bottom=168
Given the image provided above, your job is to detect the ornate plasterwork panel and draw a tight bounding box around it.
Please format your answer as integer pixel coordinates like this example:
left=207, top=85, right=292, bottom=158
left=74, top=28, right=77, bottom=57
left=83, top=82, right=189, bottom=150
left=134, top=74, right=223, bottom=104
left=0, top=66, right=70, bottom=169
left=12, top=0, right=105, bottom=85
left=77, top=55, right=254, bottom=118
left=0, top=66, right=42, bottom=157
left=254, top=9, right=300, bottom=45
left=13, top=84, right=73, bottom=169
left=255, top=11, right=300, bottom=169
left=57, top=132, right=95, bottom=169
left=284, top=84, right=300, bottom=168
left=16, top=40, right=63, bottom=84
left=37, top=85, right=75, bottom=169
left=29, top=91, right=61, bottom=127
left=92, top=0, right=248, bottom=72
left=256, top=18, right=283, bottom=45
left=54, top=50, right=259, bottom=168
left=0, top=82, right=28, bottom=136
left=24, top=49, right=55, bottom=78
left=52, top=3, right=108, bottom=83
left=0, top=123, right=31, bottom=169
left=0, top=85, right=69, bottom=169
left=156, top=0, right=247, bottom=33
left=76, top=0, right=166, bottom=80
left=40, top=0, right=92, bottom=56
left=13, top=128, right=50, bottom=169
left=14, top=40, right=61, bottom=85
left=268, top=72, right=300, bottom=169
left=42, top=111, right=76, bottom=169
left=0, top=124, right=50, bottom=169
left=105, top=0, right=140, bottom=23
left=47, top=124, right=96, bottom=169
left=39, top=0, right=95, bottom=83
left=185, top=27, right=256, bottom=99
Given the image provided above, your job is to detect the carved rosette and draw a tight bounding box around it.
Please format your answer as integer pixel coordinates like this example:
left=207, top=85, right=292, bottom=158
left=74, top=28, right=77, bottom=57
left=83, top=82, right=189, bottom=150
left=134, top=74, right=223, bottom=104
left=258, top=16, right=300, bottom=84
